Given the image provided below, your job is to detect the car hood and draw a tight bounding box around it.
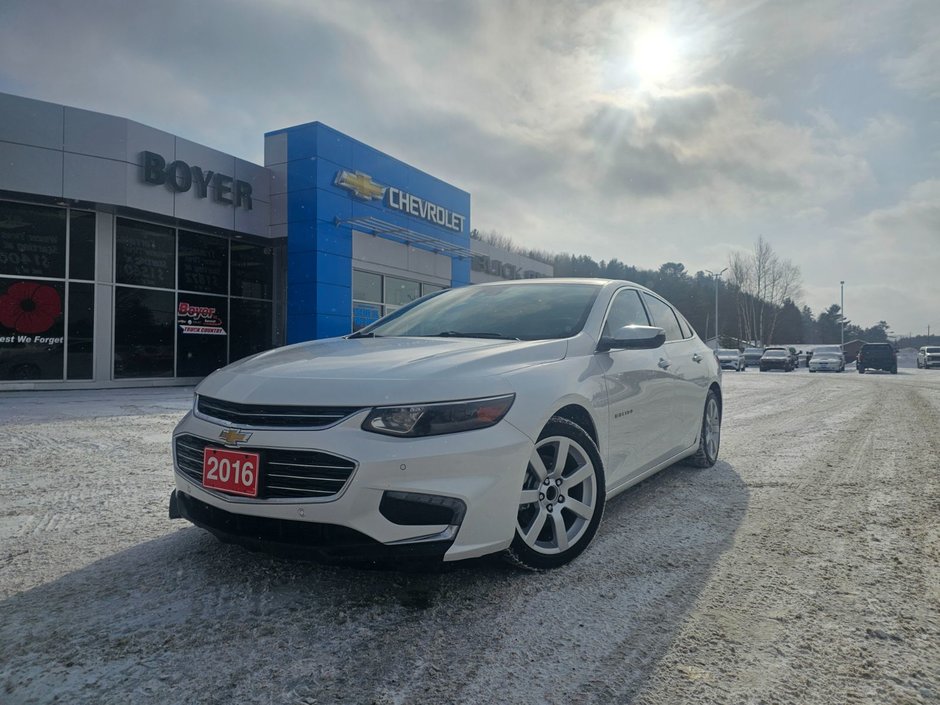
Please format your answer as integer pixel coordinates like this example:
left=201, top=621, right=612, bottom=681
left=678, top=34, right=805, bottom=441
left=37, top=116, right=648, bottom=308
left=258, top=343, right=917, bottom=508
left=196, top=336, right=569, bottom=406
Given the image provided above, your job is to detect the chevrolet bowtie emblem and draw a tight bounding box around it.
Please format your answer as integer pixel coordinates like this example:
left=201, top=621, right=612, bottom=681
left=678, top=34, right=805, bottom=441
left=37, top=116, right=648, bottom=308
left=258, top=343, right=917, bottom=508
left=219, top=429, right=252, bottom=446
left=334, top=170, right=386, bottom=200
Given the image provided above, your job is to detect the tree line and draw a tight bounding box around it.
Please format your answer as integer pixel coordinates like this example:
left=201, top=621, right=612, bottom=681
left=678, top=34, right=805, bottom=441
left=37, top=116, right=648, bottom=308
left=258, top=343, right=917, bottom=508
left=471, top=230, right=894, bottom=346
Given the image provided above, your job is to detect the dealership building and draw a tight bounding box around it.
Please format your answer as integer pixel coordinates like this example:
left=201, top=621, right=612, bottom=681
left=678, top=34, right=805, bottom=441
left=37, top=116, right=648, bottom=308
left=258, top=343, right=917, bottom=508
left=0, top=91, right=551, bottom=390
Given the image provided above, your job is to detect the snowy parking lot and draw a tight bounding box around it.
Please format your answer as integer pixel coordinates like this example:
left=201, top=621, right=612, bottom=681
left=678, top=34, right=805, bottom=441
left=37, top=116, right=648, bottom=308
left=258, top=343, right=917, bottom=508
left=1, top=370, right=939, bottom=704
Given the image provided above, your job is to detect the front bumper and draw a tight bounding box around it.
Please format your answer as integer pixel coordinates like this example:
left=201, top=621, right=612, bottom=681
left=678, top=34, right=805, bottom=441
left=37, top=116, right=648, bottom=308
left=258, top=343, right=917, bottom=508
left=171, top=409, right=534, bottom=562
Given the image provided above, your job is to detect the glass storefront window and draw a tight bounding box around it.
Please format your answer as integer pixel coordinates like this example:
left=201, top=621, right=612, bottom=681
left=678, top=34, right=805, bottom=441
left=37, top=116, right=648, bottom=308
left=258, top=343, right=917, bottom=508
left=114, top=287, right=175, bottom=378
left=353, top=270, right=382, bottom=302
left=177, top=293, right=228, bottom=377
left=0, top=201, right=67, bottom=278
left=385, top=276, right=421, bottom=307
left=0, top=277, right=66, bottom=380
left=229, top=299, right=273, bottom=362
left=352, top=302, right=382, bottom=331
left=115, top=219, right=176, bottom=289
left=69, top=210, right=96, bottom=281
left=232, top=241, right=273, bottom=299
left=352, top=271, right=446, bottom=331
left=66, top=282, right=94, bottom=380
left=179, top=230, right=228, bottom=294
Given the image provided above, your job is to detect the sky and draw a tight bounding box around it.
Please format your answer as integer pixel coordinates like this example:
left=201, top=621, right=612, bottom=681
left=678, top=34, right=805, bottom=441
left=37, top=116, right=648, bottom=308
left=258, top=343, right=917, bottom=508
left=1, top=0, right=937, bottom=336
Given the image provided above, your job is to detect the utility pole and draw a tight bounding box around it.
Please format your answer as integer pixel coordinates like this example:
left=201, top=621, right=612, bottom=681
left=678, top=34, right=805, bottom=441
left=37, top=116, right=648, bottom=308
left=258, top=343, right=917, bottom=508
left=840, top=280, right=845, bottom=349
left=706, top=268, right=727, bottom=349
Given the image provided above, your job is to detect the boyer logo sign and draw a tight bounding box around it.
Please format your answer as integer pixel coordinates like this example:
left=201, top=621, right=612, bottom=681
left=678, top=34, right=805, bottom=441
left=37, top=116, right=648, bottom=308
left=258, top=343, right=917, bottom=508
left=177, top=302, right=226, bottom=336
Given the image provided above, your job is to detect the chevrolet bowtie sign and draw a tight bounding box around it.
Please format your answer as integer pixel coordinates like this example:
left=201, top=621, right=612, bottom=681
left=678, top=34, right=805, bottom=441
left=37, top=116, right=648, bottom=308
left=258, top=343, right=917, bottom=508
left=334, top=170, right=466, bottom=233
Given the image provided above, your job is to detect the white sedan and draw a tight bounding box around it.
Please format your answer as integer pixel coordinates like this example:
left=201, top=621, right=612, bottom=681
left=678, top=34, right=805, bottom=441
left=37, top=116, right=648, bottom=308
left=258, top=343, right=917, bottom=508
left=809, top=346, right=845, bottom=372
left=170, top=279, right=722, bottom=569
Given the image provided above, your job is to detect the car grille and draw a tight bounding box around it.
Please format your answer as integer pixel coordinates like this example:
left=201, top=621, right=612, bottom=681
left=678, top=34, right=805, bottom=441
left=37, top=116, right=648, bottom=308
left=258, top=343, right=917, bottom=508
left=174, top=434, right=356, bottom=500
left=196, top=395, right=364, bottom=428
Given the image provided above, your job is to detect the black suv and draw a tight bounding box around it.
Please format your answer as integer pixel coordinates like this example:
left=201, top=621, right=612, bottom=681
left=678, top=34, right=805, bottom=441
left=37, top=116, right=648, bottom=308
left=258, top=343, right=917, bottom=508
left=857, top=343, right=897, bottom=374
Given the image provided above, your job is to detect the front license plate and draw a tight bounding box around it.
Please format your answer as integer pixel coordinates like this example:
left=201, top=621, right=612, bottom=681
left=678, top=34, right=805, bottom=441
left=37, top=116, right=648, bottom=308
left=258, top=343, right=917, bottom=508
left=203, top=447, right=260, bottom=497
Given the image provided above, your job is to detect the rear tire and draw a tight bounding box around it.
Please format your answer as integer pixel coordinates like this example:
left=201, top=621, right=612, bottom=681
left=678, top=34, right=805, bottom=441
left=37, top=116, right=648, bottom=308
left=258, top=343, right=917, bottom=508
left=506, top=418, right=606, bottom=570
left=685, top=390, right=721, bottom=469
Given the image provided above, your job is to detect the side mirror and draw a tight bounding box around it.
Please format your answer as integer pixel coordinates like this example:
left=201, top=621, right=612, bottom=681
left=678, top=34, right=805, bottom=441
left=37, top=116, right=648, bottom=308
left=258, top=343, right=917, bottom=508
left=597, top=325, right=666, bottom=352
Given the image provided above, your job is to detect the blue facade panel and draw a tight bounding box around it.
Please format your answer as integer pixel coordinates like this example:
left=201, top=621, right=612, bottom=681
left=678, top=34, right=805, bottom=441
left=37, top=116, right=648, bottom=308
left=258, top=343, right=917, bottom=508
left=266, top=121, right=471, bottom=343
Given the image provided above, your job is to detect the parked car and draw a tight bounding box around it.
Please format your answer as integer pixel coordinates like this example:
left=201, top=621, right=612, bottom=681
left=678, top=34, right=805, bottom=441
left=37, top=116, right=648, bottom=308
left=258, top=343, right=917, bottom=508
left=743, top=347, right=765, bottom=367
left=764, top=346, right=797, bottom=367
left=169, top=279, right=723, bottom=569
left=857, top=342, right=897, bottom=374
left=715, top=348, right=745, bottom=371
left=760, top=349, right=793, bottom=372
left=809, top=351, right=845, bottom=372
left=916, top=346, right=940, bottom=369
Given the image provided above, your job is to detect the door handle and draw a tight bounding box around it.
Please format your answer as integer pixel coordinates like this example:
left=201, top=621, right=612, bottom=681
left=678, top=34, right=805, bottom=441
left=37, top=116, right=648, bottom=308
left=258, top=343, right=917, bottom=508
left=658, top=358, right=671, bottom=370
left=692, top=353, right=703, bottom=363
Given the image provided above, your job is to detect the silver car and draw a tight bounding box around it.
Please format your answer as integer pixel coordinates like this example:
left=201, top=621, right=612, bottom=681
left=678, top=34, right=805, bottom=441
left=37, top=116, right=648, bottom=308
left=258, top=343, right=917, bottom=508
left=715, top=348, right=745, bottom=371
left=917, top=346, right=940, bottom=369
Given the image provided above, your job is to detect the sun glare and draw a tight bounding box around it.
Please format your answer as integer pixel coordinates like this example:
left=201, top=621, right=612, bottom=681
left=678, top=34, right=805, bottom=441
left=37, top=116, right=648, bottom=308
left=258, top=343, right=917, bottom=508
left=631, top=29, right=681, bottom=87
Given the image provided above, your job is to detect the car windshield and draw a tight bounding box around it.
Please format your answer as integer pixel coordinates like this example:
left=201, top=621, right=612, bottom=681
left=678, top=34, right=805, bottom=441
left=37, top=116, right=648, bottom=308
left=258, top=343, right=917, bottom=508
left=355, top=282, right=602, bottom=341
left=764, top=350, right=786, bottom=357
left=745, top=348, right=763, bottom=354
left=814, top=346, right=842, bottom=354
left=816, top=353, right=841, bottom=360
left=925, top=347, right=940, bottom=353
left=717, top=349, right=738, bottom=356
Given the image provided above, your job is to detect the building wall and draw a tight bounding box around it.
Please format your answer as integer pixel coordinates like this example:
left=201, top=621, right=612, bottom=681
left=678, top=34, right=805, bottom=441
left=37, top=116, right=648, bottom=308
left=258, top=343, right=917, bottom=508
left=265, top=122, right=472, bottom=343
left=469, top=238, right=553, bottom=284
left=0, top=92, right=273, bottom=239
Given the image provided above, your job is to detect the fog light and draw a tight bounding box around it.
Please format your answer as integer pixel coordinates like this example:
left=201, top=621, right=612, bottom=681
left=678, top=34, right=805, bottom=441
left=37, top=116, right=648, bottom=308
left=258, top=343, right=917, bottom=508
left=379, top=491, right=467, bottom=526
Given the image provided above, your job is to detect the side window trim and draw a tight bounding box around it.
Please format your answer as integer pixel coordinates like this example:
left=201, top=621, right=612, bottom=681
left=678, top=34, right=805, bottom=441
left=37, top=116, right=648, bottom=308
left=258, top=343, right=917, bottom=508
left=641, top=292, right=684, bottom=343
left=600, top=287, right=650, bottom=338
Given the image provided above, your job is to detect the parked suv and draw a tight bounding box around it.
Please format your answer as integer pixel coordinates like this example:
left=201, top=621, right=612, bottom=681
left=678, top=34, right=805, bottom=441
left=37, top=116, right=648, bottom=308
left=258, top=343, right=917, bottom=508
left=742, top=347, right=764, bottom=367
left=857, top=343, right=897, bottom=374
left=917, top=346, right=940, bottom=369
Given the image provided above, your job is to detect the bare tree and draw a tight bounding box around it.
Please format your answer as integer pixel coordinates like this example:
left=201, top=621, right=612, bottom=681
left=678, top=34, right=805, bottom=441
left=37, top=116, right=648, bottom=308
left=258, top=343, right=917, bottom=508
left=728, top=237, right=802, bottom=345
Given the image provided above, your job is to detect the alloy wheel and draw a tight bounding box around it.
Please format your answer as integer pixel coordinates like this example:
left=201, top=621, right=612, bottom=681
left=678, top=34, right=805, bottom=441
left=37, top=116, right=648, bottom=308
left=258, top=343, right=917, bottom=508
left=516, top=435, right=598, bottom=555
left=704, top=396, right=720, bottom=460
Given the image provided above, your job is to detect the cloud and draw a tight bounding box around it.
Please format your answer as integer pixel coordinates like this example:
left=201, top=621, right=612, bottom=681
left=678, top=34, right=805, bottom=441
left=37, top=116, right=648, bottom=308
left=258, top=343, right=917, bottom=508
left=0, top=0, right=936, bottom=333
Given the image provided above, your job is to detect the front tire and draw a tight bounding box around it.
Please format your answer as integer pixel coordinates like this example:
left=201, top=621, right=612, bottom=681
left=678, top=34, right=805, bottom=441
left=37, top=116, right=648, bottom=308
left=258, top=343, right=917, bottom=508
left=685, top=389, right=721, bottom=468
left=506, top=418, right=606, bottom=570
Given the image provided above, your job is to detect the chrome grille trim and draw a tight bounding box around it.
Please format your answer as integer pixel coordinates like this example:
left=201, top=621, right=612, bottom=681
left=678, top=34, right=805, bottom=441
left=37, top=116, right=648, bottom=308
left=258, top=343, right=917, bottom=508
left=195, top=395, right=366, bottom=429
left=173, top=434, right=357, bottom=501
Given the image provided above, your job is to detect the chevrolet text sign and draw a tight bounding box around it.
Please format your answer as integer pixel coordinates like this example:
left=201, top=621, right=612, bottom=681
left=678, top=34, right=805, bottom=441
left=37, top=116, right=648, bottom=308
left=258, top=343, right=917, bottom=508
left=334, top=170, right=465, bottom=232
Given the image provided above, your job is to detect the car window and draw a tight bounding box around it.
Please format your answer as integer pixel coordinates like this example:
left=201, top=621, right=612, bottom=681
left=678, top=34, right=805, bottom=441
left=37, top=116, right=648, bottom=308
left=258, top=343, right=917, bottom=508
left=676, top=313, right=693, bottom=339
left=640, top=293, right=683, bottom=342
left=602, top=288, right=649, bottom=337
left=360, top=282, right=602, bottom=341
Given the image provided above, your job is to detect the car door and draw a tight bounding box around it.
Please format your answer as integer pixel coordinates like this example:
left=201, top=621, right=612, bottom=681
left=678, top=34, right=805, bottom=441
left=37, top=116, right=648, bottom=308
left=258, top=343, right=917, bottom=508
left=596, top=288, right=672, bottom=487
left=640, top=293, right=704, bottom=459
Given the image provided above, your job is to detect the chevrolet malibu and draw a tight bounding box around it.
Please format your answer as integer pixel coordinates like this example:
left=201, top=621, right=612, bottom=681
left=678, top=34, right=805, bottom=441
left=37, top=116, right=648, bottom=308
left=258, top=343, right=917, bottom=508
left=170, top=279, right=722, bottom=569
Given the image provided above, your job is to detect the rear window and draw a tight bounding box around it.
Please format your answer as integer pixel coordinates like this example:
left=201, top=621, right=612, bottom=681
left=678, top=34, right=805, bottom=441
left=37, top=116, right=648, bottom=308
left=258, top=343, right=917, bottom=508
left=925, top=347, right=940, bottom=353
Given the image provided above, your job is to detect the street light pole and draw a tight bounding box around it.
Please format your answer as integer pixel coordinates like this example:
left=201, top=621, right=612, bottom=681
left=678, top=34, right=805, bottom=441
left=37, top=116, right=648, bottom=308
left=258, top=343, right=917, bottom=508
left=706, top=268, right=728, bottom=348
left=840, top=280, right=845, bottom=349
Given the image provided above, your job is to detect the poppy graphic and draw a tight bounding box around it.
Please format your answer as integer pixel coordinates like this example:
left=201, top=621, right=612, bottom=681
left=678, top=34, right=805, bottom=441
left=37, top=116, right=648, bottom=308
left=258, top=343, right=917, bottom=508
left=0, top=281, right=62, bottom=334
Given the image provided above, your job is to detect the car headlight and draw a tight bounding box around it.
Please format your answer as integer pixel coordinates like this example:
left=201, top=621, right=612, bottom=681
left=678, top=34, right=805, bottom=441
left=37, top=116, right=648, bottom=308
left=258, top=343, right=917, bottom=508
left=362, top=394, right=515, bottom=437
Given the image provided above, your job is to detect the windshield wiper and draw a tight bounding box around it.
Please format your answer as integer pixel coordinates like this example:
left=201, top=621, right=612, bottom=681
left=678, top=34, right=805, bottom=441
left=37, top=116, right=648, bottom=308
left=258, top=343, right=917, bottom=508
left=347, top=331, right=382, bottom=339
left=433, top=331, right=521, bottom=340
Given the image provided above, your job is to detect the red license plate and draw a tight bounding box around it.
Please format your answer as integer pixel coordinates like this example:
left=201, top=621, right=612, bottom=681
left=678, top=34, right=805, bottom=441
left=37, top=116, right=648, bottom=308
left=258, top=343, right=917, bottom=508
left=203, top=447, right=260, bottom=497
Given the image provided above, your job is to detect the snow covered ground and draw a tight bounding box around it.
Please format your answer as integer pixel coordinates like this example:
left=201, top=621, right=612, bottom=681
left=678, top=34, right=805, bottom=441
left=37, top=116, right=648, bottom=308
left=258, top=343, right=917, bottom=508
left=1, top=370, right=938, bottom=704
